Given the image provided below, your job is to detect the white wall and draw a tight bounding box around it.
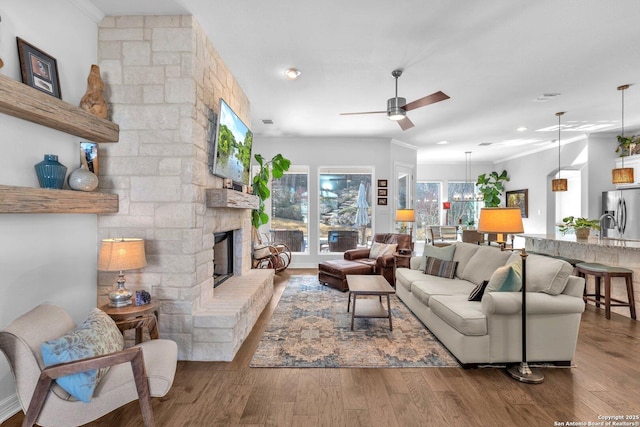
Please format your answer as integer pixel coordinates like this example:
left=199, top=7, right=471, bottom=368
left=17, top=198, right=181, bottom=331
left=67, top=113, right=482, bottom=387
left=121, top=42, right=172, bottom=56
left=0, top=1, right=101, bottom=418
left=252, top=136, right=415, bottom=267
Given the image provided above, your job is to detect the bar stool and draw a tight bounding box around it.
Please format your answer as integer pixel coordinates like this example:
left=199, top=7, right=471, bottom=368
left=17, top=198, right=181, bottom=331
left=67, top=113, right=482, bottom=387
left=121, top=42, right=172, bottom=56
left=575, top=262, right=636, bottom=320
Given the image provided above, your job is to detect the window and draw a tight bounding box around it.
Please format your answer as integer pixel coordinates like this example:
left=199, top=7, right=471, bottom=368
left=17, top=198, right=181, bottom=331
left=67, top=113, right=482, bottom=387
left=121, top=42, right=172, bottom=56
left=415, top=182, right=441, bottom=241
left=270, top=167, right=308, bottom=253
left=319, top=167, right=372, bottom=252
left=447, top=181, right=478, bottom=227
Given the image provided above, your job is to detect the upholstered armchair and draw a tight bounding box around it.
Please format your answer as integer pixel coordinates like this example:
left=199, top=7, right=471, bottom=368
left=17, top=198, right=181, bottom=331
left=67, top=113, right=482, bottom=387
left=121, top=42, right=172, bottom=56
left=0, top=304, right=177, bottom=427
left=344, top=233, right=412, bottom=284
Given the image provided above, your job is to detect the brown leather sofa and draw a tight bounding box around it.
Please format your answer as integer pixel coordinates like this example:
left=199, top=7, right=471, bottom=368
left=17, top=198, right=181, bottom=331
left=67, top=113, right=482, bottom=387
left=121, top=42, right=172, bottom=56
left=318, top=233, right=412, bottom=290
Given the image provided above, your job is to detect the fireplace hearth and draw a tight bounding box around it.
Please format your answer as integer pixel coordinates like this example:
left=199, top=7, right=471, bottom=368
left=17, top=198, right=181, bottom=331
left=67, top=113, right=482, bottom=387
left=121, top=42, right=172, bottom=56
left=213, top=230, right=234, bottom=287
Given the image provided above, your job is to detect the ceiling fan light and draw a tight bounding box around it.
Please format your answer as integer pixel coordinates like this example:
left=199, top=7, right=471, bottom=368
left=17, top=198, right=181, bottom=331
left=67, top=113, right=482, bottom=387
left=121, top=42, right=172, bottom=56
left=387, top=97, right=406, bottom=121
left=284, top=68, right=301, bottom=80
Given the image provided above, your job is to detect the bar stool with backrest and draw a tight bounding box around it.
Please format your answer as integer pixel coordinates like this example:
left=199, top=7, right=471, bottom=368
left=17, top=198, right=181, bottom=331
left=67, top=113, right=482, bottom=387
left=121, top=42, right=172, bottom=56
left=575, top=262, right=636, bottom=320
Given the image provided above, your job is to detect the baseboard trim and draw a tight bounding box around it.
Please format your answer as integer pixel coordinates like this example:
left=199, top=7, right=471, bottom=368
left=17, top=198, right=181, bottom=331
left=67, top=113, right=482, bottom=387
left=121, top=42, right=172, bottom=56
left=0, top=393, right=20, bottom=424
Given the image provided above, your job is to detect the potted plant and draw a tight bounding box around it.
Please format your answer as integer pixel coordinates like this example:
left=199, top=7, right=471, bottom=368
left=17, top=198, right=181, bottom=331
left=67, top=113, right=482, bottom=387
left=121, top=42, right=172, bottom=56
left=251, top=153, right=291, bottom=241
left=558, top=216, right=600, bottom=239
left=476, top=170, right=509, bottom=207
left=616, top=134, right=640, bottom=157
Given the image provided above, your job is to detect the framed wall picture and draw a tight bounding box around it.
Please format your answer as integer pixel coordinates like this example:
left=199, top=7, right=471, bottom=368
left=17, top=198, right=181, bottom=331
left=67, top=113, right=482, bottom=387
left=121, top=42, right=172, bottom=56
left=377, top=179, right=387, bottom=188
left=16, top=38, right=61, bottom=98
left=377, top=197, right=387, bottom=206
left=377, top=188, right=388, bottom=197
left=506, top=189, right=528, bottom=218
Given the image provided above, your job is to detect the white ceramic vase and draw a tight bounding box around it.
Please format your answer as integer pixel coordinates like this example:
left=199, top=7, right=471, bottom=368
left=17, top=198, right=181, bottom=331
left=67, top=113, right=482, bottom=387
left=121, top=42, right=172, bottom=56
left=68, top=166, right=99, bottom=191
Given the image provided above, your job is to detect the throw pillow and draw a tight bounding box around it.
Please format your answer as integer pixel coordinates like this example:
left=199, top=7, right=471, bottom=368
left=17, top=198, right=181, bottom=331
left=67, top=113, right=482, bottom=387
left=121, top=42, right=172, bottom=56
left=369, top=242, right=398, bottom=259
left=468, top=280, right=490, bottom=301
left=486, top=261, right=522, bottom=292
left=41, top=308, right=124, bottom=403
left=423, top=256, right=458, bottom=279
left=419, top=244, right=456, bottom=271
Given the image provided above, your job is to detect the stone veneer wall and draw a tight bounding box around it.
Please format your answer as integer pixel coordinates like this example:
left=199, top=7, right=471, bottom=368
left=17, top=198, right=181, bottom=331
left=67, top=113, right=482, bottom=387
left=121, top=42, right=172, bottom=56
left=96, top=15, right=261, bottom=360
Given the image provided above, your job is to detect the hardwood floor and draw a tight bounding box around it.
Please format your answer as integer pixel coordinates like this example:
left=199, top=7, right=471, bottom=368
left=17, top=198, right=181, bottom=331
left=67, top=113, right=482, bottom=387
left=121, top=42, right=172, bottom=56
left=4, top=268, right=639, bottom=426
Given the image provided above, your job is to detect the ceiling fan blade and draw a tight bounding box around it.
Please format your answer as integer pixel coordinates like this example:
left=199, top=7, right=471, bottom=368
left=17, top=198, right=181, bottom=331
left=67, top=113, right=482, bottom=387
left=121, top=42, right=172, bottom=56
left=404, top=91, right=450, bottom=111
left=398, top=117, right=414, bottom=131
left=339, top=111, right=386, bottom=116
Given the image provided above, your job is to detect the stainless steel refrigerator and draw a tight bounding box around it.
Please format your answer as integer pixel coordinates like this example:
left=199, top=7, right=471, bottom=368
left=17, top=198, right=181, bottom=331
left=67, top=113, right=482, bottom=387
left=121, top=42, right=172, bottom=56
left=602, top=188, right=640, bottom=239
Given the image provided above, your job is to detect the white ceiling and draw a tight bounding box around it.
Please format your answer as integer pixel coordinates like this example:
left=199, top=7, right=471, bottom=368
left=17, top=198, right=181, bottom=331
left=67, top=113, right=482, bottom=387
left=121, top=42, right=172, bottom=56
left=89, top=0, right=640, bottom=163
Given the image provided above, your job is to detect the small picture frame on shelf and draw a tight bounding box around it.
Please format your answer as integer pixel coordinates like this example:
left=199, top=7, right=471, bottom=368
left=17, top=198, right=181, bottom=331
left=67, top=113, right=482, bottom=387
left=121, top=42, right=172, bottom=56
left=377, top=179, right=388, bottom=188
left=377, top=188, right=387, bottom=197
left=377, top=197, right=387, bottom=206
left=16, top=37, right=61, bottom=99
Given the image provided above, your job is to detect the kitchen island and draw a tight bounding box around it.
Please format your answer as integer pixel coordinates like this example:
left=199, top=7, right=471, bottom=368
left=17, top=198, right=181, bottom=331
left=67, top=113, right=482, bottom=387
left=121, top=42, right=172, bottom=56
left=522, top=234, right=639, bottom=320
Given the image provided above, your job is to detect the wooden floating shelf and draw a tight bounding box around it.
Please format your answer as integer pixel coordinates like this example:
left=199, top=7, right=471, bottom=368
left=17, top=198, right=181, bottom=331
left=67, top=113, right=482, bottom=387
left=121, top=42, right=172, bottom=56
left=0, top=73, right=119, bottom=143
left=206, top=188, right=259, bottom=210
left=0, top=185, right=119, bottom=214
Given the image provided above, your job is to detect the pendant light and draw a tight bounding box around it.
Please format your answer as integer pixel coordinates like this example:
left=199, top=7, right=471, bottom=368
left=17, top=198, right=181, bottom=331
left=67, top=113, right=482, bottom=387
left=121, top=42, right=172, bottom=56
left=612, top=84, right=634, bottom=184
left=464, top=151, right=472, bottom=200
left=552, top=112, right=568, bottom=192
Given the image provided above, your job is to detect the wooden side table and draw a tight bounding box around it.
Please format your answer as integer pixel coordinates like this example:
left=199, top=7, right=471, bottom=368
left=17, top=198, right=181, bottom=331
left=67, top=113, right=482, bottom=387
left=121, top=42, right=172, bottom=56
left=100, top=302, right=159, bottom=344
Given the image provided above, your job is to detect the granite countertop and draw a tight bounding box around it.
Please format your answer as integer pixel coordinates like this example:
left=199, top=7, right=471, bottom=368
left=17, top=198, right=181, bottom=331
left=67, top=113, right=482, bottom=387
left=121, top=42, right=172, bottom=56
left=521, top=234, right=640, bottom=250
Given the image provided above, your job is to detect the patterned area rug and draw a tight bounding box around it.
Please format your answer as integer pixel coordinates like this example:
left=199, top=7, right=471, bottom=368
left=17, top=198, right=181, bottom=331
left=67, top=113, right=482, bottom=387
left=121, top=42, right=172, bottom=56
left=250, top=275, right=459, bottom=368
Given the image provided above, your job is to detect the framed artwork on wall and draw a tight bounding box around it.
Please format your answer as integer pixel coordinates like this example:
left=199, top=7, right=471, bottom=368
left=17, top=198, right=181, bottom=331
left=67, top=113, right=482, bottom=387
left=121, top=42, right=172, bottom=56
left=506, top=189, right=528, bottom=218
left=377, top=179, right=387, bottom=188
left=377, top=197, right=387, bottom=206
left=16, top=37, right=61, bottom=99
left=377, top=188, right=387, bottom=197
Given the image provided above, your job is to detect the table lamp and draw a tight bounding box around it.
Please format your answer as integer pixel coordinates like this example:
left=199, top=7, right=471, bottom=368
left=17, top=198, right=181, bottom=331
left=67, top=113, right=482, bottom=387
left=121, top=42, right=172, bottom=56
left=98, top=238, right=147, bottom=307
left=395, top=209, right=415, bottom=236
left=478, top=208, right=542, bottom=384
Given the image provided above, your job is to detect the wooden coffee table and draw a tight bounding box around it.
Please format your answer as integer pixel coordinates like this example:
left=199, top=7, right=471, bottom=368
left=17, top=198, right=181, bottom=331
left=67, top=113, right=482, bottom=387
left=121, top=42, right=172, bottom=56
left=346, top=275, right=395, bottom=331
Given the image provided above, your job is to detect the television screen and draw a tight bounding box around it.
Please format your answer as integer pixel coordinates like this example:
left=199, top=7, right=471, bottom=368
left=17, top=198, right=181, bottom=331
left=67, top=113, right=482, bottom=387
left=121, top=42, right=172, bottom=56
left=210, top=99, right=253, bottom=185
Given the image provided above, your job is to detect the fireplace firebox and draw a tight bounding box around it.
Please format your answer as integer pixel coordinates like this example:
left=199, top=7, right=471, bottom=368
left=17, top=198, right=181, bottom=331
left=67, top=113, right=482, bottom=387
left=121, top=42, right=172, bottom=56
left=213, top=230, right=234, bottom=287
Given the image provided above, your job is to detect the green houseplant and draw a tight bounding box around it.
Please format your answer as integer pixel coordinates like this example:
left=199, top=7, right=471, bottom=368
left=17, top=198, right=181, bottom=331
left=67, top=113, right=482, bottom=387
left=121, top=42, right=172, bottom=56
left=476, top=170, right=509, bottom=207
left=616, top=134, right=640, bottom=157
left=558, top=216, right=600, bottom=239
left=251, top=153, right=291, bottom=234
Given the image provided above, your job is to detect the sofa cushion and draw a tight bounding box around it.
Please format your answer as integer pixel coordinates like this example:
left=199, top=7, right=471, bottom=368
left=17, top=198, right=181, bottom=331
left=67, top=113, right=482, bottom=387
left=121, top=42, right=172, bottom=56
left=486, top=261, right=522, bottom=292
left=369, top=242, right=397, bottom=259
left=411, top=278, right=477, bottom=306
left=460, top=246, right=512, bottom=286
left=395, top=268, right=425, bottom=293
left=424, top=257, right=458, bottom=279
left=429, top=295, right=487, bottom=336
left=468, top=280, right=489, bottom=301
left=452, top=242, right=481, bottom=278
left=419, top=244, right=456, bottom=271
left=41, top=308, right=124, bottom=403
left=505, top=253, right=573, bottom=295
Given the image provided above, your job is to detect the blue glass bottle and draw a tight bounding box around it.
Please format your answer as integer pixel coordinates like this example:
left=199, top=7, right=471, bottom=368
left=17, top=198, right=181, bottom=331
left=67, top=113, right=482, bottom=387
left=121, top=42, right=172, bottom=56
left=34, top=154, right=67, bottom=189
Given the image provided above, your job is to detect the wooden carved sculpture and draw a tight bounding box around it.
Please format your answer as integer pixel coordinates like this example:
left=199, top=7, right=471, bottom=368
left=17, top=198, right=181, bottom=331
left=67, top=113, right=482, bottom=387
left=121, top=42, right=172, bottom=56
left=80, top=64, right=107, bottom=119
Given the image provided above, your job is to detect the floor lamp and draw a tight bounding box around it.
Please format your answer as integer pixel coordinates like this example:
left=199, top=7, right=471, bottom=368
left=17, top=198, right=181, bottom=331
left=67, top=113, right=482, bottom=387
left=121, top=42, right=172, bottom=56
left=395, top=209, right=415, bottom=238
left=477, top=207, right=543, bottom=384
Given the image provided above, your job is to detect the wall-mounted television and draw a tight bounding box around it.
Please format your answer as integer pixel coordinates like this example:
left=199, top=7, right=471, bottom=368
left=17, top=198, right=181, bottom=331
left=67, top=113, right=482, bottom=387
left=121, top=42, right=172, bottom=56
left=209, top=99, right=253, bottom=185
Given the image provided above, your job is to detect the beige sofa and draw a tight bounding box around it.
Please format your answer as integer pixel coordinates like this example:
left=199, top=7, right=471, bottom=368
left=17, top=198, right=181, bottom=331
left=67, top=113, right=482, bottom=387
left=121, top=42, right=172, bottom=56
left=396, top=242, right=586, bottom=368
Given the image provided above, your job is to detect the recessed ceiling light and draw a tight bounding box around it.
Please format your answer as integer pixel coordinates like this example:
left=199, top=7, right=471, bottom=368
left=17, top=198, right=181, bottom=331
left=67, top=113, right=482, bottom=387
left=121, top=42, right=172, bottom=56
left=284, top=68, right=301, bottom=80
left=262, top=119, right=274, bottom=125
left=517, top=127, right=528, bottom=132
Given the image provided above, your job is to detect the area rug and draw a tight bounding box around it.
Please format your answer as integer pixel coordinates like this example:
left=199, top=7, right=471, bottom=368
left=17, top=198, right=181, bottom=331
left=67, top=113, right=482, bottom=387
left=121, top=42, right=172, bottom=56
left=250, top=275, right=459, bottom=368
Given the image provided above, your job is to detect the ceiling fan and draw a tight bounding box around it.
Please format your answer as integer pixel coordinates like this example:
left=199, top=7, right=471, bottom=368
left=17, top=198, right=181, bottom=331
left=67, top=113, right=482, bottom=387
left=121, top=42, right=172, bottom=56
left=340, top=69, right=449, bottom=131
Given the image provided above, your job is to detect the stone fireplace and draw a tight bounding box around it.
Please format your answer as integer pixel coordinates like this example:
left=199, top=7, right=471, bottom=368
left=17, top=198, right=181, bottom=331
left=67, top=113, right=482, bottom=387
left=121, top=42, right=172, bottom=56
left=213, top=230, right=235, bottom=287
left=96, top=15, right=273, bottom=361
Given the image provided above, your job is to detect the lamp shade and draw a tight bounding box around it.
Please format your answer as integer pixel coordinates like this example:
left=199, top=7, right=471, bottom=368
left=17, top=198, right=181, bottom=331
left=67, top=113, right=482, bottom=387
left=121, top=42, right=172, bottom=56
left=395, top=209, right=415, bottom=222
left=552, top=178, right=568, bottom=192
left=98, top=238, right=147, bottom=272
left=612, top=167, right=634, bottom=184
left=477, top=208, right=524, bottom=234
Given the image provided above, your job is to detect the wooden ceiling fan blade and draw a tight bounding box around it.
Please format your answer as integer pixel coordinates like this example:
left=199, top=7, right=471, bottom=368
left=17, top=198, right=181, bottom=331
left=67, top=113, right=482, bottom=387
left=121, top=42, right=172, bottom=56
left=398, top=117, right=414, bottom=131
left=339, top=111, right=386, bottom=116
left=404, top=91, right=450, bottom=111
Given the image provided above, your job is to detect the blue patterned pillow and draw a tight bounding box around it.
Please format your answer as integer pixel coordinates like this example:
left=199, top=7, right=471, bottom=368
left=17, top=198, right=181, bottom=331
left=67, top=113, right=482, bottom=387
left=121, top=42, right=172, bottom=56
left=486, top=261, right=522, bottom=292
left=41, top=308, right=124, bottom=402
left=423, top=256, right=458, bottom=279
